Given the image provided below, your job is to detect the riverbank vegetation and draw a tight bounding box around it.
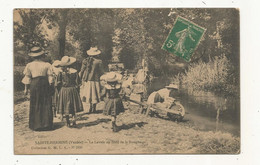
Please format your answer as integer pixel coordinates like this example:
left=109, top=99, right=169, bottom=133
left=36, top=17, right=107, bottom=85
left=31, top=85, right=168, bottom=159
left=194, top=131, right=240, bottom=153
left=173, top=54, right=239, bottom=96
left=14, top=9, right=239, bottom=97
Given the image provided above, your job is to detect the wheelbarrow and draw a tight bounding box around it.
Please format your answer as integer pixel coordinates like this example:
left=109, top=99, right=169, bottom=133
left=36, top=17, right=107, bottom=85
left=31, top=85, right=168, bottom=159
left=125, top=96, right=185, bottom=121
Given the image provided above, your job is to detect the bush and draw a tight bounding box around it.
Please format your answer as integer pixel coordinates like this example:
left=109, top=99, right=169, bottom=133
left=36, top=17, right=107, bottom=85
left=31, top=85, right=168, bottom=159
left=14, top=66, right=25, bottom=92
left=173, top=55, right=239, bottom=96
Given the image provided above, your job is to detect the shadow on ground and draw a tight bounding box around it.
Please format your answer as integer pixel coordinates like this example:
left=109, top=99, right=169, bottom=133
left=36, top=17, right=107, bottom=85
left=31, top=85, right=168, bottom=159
left=148, top=112, right=189, bottom=123
left=117, top=122, right=148, bottom=131
left=52, top=121, right=65, bottom=130
left=72, top=118, right=111, bottom=129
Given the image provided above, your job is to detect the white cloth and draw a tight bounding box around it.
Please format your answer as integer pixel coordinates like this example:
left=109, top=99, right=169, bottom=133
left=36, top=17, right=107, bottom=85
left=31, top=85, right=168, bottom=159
left=147, top=88, right=175, bottom=107
left=135, top=69, right=147, bottom=83
left=122, top=77, right=134, bottom=88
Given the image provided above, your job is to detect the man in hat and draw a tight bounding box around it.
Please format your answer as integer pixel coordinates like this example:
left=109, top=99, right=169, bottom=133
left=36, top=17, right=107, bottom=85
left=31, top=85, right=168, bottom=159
left=79, top=47, right=104, bottom=113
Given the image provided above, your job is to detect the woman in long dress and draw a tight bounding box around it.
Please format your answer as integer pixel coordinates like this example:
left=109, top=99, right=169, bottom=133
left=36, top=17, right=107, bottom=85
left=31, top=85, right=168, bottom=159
left=22, top=46, right=54, bottom=131
left=79, top=47, right=104, bottom=113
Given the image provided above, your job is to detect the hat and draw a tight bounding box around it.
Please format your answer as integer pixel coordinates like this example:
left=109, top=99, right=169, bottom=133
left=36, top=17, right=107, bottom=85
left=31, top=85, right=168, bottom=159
left=60, top=56, right=76, bottom=66
left=86, top=47, right=101, bottom=56
left=52, top=60, right=61, bottom=67
left=165, top=84, right=178, bottom=89
left=28, top=46, right=46, bottom=57
left=106, top=72, right=121, bottom=82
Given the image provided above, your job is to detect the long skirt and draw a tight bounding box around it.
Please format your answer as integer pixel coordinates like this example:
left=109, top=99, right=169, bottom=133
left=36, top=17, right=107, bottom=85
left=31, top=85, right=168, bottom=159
left=29, top=77, right=53, bottom=131
left=57, top=87, right=83, bottom=115
left=52, top=88, right=59, bottom=108
left=103, top=98, right=125, bottom=116
left=80, top=81, right=101, bottom=104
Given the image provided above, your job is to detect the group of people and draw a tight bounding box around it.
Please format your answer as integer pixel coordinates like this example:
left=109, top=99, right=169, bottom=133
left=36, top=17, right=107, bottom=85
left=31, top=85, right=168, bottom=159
left=22, top=46, right=125, bottom=132
left=22, top=45, right=180, bottom=133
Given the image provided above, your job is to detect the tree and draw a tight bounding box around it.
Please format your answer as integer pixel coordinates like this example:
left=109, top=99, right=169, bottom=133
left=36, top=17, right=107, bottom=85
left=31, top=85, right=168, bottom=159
left=57, top=9, right=69, bottom=59
left=68, top=9, right=114, bottom=68
left=41, top=9, right=71, bottom=59
left=14, top=9, right=49, bottom=64
left=14, top=8, right=239, bottom=81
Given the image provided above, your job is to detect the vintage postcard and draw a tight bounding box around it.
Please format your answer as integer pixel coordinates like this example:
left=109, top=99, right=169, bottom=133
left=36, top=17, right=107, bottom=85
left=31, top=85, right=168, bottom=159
left=13, top=8, right=240, bottom=154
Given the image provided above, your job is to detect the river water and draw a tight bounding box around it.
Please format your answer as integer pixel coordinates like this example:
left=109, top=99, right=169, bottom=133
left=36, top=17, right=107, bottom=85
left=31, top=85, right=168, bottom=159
left=147, top=77, right=240, bottom=137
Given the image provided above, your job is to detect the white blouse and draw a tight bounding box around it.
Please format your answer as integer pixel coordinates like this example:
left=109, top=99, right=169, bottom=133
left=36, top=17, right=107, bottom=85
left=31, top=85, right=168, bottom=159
left=22, top=61, right=53, bottom=85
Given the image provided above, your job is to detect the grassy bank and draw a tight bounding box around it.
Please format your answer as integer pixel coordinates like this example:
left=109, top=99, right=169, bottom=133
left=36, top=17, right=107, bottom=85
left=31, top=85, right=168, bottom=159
left=14, top=100, right=239, bottom=154
left=173, top=55, right=239, bottom=96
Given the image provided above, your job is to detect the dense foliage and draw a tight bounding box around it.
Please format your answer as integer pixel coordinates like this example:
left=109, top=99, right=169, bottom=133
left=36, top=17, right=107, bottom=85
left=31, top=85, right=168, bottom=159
left=173, top=55, right=239, bottom=96
left=14, top=9, right=239, bottom=95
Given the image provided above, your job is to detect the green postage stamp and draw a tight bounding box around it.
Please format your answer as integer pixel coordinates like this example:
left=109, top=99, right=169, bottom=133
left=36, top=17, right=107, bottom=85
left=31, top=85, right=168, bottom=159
left=162, top=16, right=206, bottom=62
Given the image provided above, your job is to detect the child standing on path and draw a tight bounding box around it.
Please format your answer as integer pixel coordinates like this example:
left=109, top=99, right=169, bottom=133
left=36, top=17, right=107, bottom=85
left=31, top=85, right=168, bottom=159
left=101, top=72, right=125, bottom=132
left=56, top=56, right=83, bottom=127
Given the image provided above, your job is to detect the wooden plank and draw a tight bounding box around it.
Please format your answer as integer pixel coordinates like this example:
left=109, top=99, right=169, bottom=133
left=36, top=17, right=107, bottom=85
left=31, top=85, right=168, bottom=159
left=125, top=96, right=184, bottom=117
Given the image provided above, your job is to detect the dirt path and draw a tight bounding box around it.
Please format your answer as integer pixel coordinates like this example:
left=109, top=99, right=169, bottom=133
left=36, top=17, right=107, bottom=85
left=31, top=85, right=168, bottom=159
left=14, top=101, right=240, bottom=154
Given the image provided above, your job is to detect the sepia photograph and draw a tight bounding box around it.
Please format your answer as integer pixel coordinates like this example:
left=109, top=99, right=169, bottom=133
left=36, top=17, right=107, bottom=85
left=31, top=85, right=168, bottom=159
left=13, top=8, right=240, bottom=154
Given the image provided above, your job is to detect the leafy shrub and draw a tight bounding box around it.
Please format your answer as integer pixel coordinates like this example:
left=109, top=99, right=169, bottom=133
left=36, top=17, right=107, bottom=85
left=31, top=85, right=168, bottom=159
left=14, top=66, right=25, bottom=92
left=173, top=55, right=239, bottom=96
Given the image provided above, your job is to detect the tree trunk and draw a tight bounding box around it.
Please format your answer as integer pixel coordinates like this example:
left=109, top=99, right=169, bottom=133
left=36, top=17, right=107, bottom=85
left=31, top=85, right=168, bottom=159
left=58, top=9, right=68, bottom=59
